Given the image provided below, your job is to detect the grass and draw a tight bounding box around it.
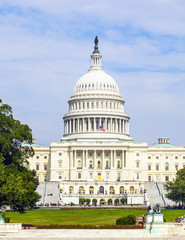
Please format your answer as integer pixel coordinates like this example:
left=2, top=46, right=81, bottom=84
left=3, top=208, right=185, bottom=225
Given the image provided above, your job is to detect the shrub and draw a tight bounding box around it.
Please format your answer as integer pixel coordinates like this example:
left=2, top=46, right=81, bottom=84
left=1, top=213, right=10, bottom=223
left=108, top=198, right=112, bottom=205
left=85, top=198, right=91, bottom=205
left=92, top=199, right=97, bottom=206
left=120, top=198, right=127, bottom=204
left=114, top=198, right=119, bottom=205
left=116, top=215, right=135, bottom=225
left=79, top=198, right=85, bottom=205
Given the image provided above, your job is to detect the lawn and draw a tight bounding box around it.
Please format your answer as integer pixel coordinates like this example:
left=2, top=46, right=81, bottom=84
left=3, top=208, right=185, bottom=225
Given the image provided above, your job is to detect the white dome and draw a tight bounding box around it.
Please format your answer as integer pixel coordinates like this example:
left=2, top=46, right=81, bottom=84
left=73, top=69, right=120, bottom=96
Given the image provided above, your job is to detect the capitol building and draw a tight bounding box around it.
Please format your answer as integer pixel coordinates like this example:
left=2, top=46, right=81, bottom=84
left=28, top=38, right=185, bottom=206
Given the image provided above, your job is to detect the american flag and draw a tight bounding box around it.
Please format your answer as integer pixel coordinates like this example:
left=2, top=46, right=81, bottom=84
left=99, top=126, right=105, bottom=132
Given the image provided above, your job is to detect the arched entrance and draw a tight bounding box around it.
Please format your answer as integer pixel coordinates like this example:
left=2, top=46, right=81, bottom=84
left=99, top=186, right=104, bottom=194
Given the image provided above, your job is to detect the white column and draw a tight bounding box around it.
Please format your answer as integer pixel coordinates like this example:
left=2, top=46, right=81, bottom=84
left=105, top=118, right=107, bottom=131
left=86, top=150, right=88, bottom=168
left=70, top=150, right=73, bottom=167
left=127, top=121, right=129, bottom=134
left=74, top=150, right=76, bottom=168
left=83, top=118, right=85, bottom=132
left=94, top=150, right=96, bottom=169
left=114, top=150, right=116, bottom=168
left=122, top=150, right=124, bottom=169
left=102, top=150, right=104, bottom=169
left=82, top=150, right=84, bottom=168
left=111, top=150, right=113, bottom=168
left=73, top=119, right=75, bottom=133
left=110, top=118, right=112, bottom=132
left=88, top=118, right=90, bottom=132
left=116, top=119, right=118, bottom=133
left=93, top=118, right=95, bottom=132
left=119, top=119, right=121, bottom=133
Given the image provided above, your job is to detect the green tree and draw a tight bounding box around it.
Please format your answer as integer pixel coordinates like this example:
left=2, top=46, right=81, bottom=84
left=0, top=99, right=40, bottom=213
left=120, top=198, right=127, bottom=204
left=165, top=168, right=185, bottom=208
left=85, top=198, right=91, bottom=205
left=114, top=198, right=119, bottom=205
left=108, top=198, right=112, bottom=205
left=92, top=198, right=97, bottom=206
left=79, top=198, right=85, bottom=205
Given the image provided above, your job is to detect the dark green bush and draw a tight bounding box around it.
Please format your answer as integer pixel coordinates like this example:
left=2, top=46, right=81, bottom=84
left=120, top=198, right=127, bottom=204
left=1, top=213, right=10, bottom=223
left=92, top=198, right=97, bottom=206
left=116, top=215, right=135, bottom=225
left=114, top=198, right=119, bottom=205
left=108, top=198, right=112, bottom=205
left=79, top=198, right=85, bottom=205
left=85, top=199, right=91, bottom=205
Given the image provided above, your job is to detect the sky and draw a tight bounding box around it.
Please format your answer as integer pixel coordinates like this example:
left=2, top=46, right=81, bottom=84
left=1, top=0, right=185, bottom=146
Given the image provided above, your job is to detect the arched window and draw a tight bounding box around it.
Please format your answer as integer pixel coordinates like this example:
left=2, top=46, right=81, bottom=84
left=130, top=186, right=134, bottom=195
left=89, top=186, right=94, bottom=194
left=99, top=186, right=104, bottom=194
left=109, top=186, right=115, bottom=194
left=120, top=186, right=124, bottom=194
left=79, top=186, right=84, bottom=194
left=69, top=186, right=74, bottom=194
left=92, top=102, right=94, bottom=109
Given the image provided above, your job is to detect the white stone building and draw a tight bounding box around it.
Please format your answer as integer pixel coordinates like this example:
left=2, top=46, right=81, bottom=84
left=28, top=38, right=185, bottom=205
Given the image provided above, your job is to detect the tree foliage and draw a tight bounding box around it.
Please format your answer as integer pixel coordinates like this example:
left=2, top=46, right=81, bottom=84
left=0, top=99, right=40, bottom=213
left=165, top=168, right=185, bottom=207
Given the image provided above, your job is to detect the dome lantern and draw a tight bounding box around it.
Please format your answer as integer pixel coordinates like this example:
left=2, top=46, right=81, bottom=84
left=90, top=36, right=102, bottom=70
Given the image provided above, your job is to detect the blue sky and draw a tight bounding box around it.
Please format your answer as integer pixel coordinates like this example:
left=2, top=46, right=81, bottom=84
left=1, top=0, right=185, bottom=146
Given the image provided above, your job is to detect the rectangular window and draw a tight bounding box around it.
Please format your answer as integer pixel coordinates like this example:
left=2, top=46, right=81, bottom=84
left=148, top=176, right=152, bottom=181
left=175, top=156, right=178, bottom=159
left=59, top=175, right=62, bottom=179
left=136, top=153, right=139, bottom=156
left=36, top=165, right=39, bottom=170
left=136, top=162, right=140, bottom=168
left=148, top=156, right=151, bottom=159
left=183, top=156, right=185, bottom=159
left=78, top=173, right=81, bottom=179
left=148, top=165, right=151, bottom=170
left=89, top=173, right=93, bottom=179
left=183, top=165, right=185, bottom=168
left=36, top=156, right=39, bottom=159
left=44, top=156, right=47, bottom=159
left=156, top=165, right=159, bottom=171
left=59, top=152, right=62, bottom=156
left=156, top=156, right=159, bottom=159
left=44, top=165, right=47, bottom=170
left=136, top=173, right=139, bottom=180
left=165, top=176, right=169, bottom=181
left=175, top=165, right=178, bottom=171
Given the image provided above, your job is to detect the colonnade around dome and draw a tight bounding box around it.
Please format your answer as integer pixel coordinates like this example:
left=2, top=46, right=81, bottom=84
left=64, top=117, right=129, bottom=135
